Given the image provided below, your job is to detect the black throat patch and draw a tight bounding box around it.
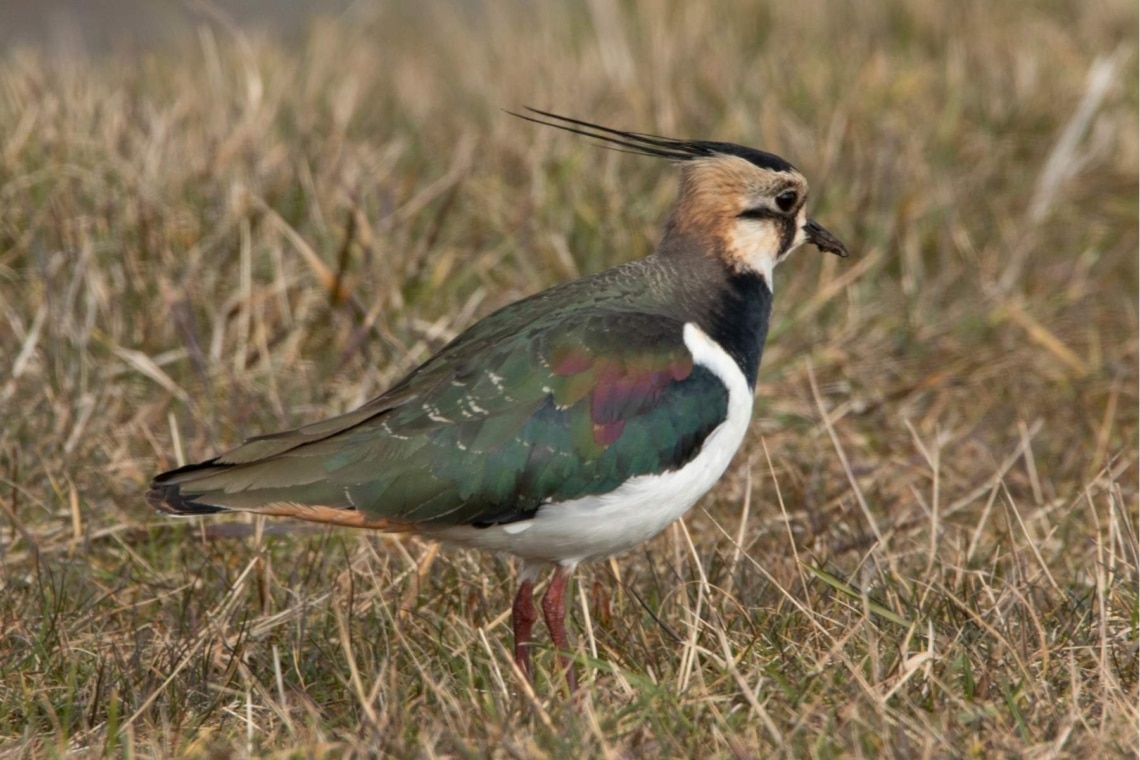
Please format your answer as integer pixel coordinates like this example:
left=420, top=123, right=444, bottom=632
left=698, top=269, right=772, bottom=389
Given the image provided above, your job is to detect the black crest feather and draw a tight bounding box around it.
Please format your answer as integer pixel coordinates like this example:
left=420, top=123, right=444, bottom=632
left=509, top=108, right=796, bottom=173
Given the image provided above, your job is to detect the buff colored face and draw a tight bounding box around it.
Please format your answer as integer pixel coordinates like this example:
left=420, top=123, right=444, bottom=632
left=675, top=155, right=847, bottom=288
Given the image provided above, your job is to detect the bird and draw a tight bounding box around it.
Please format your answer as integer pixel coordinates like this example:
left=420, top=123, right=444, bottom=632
left=148, top=109, right=849, bottom=690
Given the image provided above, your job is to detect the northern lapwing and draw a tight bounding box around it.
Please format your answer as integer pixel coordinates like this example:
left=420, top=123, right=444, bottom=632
left=148, top=109, right=849, bottom=690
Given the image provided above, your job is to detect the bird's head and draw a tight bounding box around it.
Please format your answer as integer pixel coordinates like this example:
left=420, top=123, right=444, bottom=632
left=511, top=109, right=849, bottom=289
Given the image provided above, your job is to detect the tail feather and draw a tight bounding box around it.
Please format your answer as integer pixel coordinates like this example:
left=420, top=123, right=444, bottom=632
left=147, top=459, right=233, bottom=516
left=148, top=398, right=423, bottom=529
left=147, top=401, right=395, bottom=517
left=148, top=458, right=416, bottom=532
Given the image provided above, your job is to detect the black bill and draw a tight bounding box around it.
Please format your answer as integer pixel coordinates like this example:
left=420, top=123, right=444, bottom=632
left=804, top=219, right=849, bottom=258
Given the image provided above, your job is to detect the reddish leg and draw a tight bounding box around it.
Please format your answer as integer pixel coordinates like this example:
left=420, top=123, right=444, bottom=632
left=541, top=565, right=578, bottom=691
left=512, top=576, right=538, bottom=681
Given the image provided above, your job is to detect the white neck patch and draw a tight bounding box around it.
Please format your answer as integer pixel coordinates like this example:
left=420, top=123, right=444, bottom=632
left=728, top=221, right=781, bottom=291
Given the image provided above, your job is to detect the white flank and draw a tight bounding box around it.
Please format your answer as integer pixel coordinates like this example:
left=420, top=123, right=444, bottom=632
left=430, top=323, right=753, bottom=566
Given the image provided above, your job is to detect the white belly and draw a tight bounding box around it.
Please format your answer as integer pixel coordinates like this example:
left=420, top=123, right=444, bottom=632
left=428, top=323, right=753, bottom=566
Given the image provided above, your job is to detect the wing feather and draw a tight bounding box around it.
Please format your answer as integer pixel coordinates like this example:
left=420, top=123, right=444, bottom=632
left=150, top=297, right=732, bottom=528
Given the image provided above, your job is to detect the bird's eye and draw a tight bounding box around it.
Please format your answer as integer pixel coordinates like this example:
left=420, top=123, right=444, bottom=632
left=775, top=190, right=798, bottom=213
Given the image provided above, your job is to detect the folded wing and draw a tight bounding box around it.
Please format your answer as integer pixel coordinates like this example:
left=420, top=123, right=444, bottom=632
left=148, top=309, right=731, bottom=530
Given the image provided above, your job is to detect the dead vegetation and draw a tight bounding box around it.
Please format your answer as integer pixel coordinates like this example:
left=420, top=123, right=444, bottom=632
left=0, top=0, right=1136, bottom=756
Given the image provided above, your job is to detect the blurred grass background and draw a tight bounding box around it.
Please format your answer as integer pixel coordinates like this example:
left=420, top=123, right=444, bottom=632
left=0, top=0, right=1136, bottom=756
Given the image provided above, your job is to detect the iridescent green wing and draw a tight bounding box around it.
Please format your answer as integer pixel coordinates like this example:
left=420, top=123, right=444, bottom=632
left=155, top=308, right=731, bottom=525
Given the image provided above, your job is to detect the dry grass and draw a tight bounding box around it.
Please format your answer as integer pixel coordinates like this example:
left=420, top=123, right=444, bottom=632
left=1, top=0, right=1137, bottom=756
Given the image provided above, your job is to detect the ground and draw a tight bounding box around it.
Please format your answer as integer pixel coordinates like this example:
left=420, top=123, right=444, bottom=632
left=0, top=1, right=1136, bottom=756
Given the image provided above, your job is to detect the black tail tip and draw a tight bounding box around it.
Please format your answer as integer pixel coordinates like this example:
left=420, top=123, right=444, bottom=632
left=148, top=458, right=231, bottom=516
left=147, top=481, right=226, bottom=517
